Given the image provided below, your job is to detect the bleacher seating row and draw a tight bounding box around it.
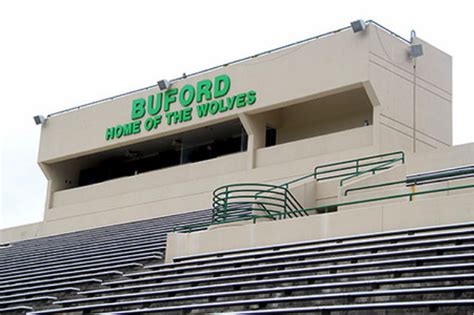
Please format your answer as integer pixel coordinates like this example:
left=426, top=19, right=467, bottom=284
left=0, top=209, right=212, bottom=313
left=1, top=213, right=473, bottom=313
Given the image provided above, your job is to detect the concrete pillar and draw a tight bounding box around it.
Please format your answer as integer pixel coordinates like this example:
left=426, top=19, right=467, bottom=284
left=238, top=113, right=265, bottom=169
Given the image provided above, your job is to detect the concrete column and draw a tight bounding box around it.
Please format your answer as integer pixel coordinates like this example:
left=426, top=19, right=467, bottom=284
left=238, top=113, right=265, bottom=169
left=363, top=81, right=381, bottom=153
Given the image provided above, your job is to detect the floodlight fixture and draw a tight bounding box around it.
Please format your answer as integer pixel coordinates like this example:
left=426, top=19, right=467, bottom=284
left=410, top=44, right=423, bottom=58
left=157, top=79, right=171, bottom=91
left=33, top=115, right=46, bottom=125
left=351, top=19, right=366, bottom=33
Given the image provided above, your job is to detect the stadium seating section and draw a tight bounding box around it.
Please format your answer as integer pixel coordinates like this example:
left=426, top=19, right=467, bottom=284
left=1, top=212, right=473, bottom=314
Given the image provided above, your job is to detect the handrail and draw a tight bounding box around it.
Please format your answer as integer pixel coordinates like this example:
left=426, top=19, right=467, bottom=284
left=255, top=151, right=405, bottom=203
left=407, top=166, right=474, bottom=185
left=289, top=183, right=474, bottom=217
left=254, top=173, right=315, bottom=199
left=257, top=203, right=277, bottom=221
left=174, top=152, right=405, bottom=232
left=344, top=165, right=474, bottom=196
left=174, top=183, right=473, bottom=233
left=173, top=222, right=211, bottom=233
left=314, top=151, right=404, bottom=173
left=173, top=150, right=473, bottom=233
left=345, top=180, right=406, bottom=196
left=172, top=213, right=275, bottom=233
left=314, top=151, right=405, bottom=186
left=211, top=183, right=307, bottom=225
left=339, top=157, right=404, bottom=186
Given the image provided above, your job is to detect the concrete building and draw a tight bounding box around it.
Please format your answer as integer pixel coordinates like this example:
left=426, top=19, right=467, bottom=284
left=1, top=20, right=473, bottom=314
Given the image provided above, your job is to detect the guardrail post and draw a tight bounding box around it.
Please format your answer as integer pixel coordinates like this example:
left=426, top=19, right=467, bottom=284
left=224, top=186, right=229, bottom=223
left=356, top=160, right=359, bottom=174
left=284, top=189, right=288, bottom=219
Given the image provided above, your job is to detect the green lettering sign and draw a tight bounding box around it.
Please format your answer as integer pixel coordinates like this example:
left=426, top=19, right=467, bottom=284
left=105, top=74, right=257, bottom=141
left=131, top=98, right=146, bottom=120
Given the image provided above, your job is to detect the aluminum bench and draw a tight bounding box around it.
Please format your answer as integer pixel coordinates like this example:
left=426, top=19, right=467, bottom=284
left=0, top=305, right=33, bottom=312
left=0, top=252, right=161, bottom=280
left=218, top=300, right=474, bottom=314
left=0, top=296, right=57, bottom=307
left=0, top=278, right=103, bottom=295
left=0, top=263, right=144, bottom=285
left=0, top=288, right=80, bottom=302
left=33, top=285, right=474, bottom=314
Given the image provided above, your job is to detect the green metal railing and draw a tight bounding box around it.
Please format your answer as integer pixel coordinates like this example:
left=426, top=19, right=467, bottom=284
left=212, top=183, right=307, bottom=224
left=287, top=183, right=474, bottom=217
left=173, top=183, right=474, bottom=232
left=254, top=173, right=316, bottom=200
left=172, top=152, right=474, bottom=233
left=173, top=221, right=214, bottom=233
left=172, top=213, right=275, bottom=233
left=314, top=151, right=405, bottom=186
left=173, top=151, right=408, bottom=232
left=255, top=151, right=406, bottom=200
left=344, top=179, right=406, bottom=196
left=344, top=165, right=474, bottom=197
left=173, top=183, right=307, bottom=232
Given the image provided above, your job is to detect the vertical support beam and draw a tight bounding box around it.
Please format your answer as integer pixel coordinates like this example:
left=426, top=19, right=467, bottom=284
left=362, top=81, right=381, bottom=152
left=238, top=113, right=265, bottom=169
left=38, top=162, right=58, bottom=211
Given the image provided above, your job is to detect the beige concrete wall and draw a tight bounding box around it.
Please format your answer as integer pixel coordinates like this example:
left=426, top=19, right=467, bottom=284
left=340, top=164, right=406, bottom=197
left=289, top=180, right=340, bottom=209
left=407, top=142, right=474, bottom=175
left=238, top=110, right=282, bottom=169
left=166, top=192, right=474, bottom=262
left=0, top=222, right=44, bottom=244
left=276, top=87, right=372, bottom=144
left=339, top=177, right=474, bottom=212
left=51, top=152, right=248, bottom=208
left=255, top=126, right=373, bottom=167
left=367, top=27, right=452, bottom=153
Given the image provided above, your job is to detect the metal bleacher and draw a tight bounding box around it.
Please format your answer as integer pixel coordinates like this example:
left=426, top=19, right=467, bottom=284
left=0, top=209, right=212, bottom=313
left=1, top=218, right=472, bottom=314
